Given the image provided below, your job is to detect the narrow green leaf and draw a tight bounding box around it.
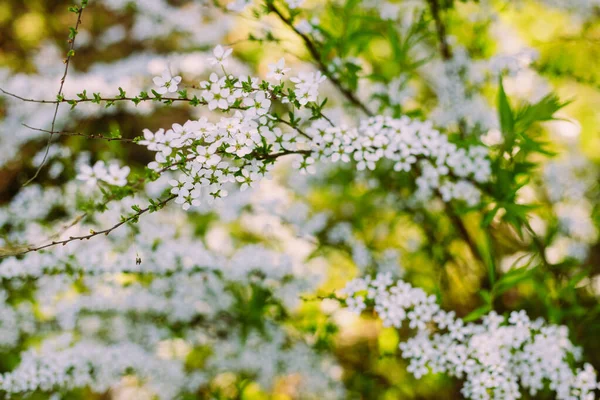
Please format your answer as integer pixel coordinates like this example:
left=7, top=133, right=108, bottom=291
left=498, top=76, right=515, bottom=149
left=463, top=305, right=492, bottom=322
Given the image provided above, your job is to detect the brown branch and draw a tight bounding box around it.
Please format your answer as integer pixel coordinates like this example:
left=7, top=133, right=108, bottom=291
left=258, top=149, right=310, bottom=159
left=441, top=198, right=483, bottom=261
left=1, top=147, right=311, bottom=258
left=23, top=4, right=86, bottom=186
left=268, top=3, right=374, bottom=117
left=426, top=0, right=452, bottom=60
left=1, top=195, right=177, bottom=258
left=22, top=124, right=135, bottom=142
left=273, top=117, right=313, bottom=139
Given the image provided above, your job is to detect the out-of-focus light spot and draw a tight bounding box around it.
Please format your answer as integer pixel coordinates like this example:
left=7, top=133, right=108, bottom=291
left=14, top=13, right=46, bottom=45
left=550, top=117, right=582, bottom=139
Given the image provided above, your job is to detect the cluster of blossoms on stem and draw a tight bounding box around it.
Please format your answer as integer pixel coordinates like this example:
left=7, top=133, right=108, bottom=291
left=141, top=111, right=301, bottom=210
left=141, top=44, right=492, bottom=211
left=540, top=143, right=599, bottom=263
left=306, top=116, right=491, bottom=205
left=139, top=47, right=324, bottom=210
left=340, top=273, right=600, bottom=400
left=288, top=71, right=327, bottom=105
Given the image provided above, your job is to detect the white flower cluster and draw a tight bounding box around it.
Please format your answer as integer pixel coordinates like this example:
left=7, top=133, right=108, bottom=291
left=541, top=149, right=599, bottom=263
left=142, top=114, right=294, bottom=210
left=76, top=160, right=130, bottom=187
left=139, top=49, right=329, bottom=210
left=420, top=42, right=537, bottom=134
left=100, top=0, right=232, bottom=45
left=210, top=323, right=344, bottom=397
left=306, top=116, right=491, bottom=205
left=0, top=178, right=344, bottom=399
left=289, top=71, right=327, bottom=105
left=340, top=273, right=600, bottom=400
left=0, top=292, right=35, bottom=349
left=0, top=338, right=187, bottom=399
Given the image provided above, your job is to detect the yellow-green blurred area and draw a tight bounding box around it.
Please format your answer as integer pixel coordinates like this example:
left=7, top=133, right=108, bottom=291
left=501, top=3, right=600, bottom=159
left=1, top=0, right=600, bottom=399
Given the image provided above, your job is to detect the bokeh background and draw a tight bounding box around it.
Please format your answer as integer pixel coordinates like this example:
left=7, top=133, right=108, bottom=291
left=1, top=0, right=600, bottom=399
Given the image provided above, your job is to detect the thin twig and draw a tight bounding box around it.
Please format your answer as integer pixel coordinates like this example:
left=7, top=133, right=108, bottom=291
left=2, top=195, right=177, bottom=258
left=2, top=148, right=310, bottom=258
left=273, top=117, right=313, bottom=139
left=524, top=222, right=551, bottom=268
left=268, top=3, right=373, bottom=116
left=22, top=124, right=134, bottom=142
left=23, top=4, right=86, bottom=186
left=0, top=89, right=195, bottom=105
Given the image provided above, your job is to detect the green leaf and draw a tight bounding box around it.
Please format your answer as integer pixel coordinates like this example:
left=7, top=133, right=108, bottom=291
left=481, top=204, right=500, bottom=227
left=498, top=76, right=515, bottom=149
left=515, top=93, right=570, bottom=134
left=479, top=290, right=492, bottom=305
left=493, top=265, right=534, bottom=295
left=463, top=304, right=491, bottom=322
left=68, top=27, right=78, bottom=40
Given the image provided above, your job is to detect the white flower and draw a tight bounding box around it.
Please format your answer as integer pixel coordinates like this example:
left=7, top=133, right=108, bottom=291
left=208, top=45, right=233, bottom=67
left=76, top=161, right=108, bottom=186
left=243, top=91, right=271, bottom=116
left=152, top=69, right=182, bottom=95
left=235, top=169, right=260, bottom=191
left=266, top=58, right=291, bottom=81
left=102, top=163, right=130, bottom=187
left=139, top=128, right=166, bottom=152
left=293, top=156, right=316, bottom=175
left=169, top=175, right=193, bottom=195
left=202, top=73, right=231, bottom=110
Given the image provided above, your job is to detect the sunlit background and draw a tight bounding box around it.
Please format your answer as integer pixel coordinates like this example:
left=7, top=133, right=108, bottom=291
left=1, top=0, right=600, bottom=399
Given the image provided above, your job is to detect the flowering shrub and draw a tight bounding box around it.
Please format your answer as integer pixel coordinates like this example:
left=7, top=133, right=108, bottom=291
left=0, top=0, right=600, bottom=399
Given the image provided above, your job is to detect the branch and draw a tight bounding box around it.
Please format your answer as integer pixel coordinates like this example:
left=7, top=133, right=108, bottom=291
left=426, top=0, right=452, bottom=60
left=524, top=222, right=551, bottom=268
left=272, top=117, right=313, bottom=139
left=0, top=89, right=196, bottom=105
left=22, top=124, right=135, bottom=142
left=0, top=146, right=312, bottom=258
left=268, top=3, right=374, bottom=116
left=440, top=195, right=496, bottom=287
left=23, top=4, right=87, bottom=186
left=1, top=195, right=177, bottom=258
